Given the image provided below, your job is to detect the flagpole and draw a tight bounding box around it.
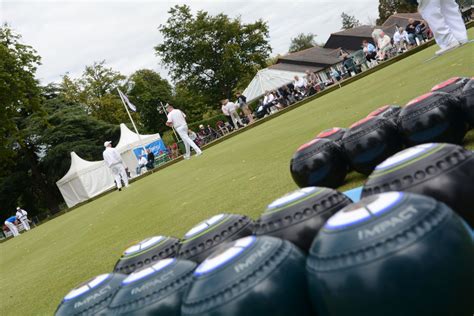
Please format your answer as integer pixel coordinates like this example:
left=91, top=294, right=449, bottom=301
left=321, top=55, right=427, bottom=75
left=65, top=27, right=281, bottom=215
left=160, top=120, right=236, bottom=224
left=117, top=88, right=147, bottom=155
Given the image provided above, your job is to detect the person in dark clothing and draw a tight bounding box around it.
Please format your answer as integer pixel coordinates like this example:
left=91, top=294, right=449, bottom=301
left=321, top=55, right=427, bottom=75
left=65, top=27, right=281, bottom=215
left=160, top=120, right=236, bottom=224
left=146, top=149, right=155, bottom=170
left=406, top=18, right=421, bottom=45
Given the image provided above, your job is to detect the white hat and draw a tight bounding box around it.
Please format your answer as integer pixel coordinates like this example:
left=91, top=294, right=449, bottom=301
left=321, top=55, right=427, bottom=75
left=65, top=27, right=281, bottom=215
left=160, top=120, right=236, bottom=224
left=104, top=141, right=112, bottom=147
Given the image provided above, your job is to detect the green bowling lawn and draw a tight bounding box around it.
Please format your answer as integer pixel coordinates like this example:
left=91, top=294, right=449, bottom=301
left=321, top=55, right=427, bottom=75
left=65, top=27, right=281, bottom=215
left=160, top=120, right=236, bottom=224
left=1, top=34, right=473, bottom=315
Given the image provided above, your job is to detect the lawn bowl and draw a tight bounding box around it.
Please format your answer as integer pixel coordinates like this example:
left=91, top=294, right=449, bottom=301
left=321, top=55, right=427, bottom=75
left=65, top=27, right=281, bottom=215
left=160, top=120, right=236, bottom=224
left=362, top=143, right=474, bottom=226
left=114, top=235, right=180, bottom=274
left=306, top=192, right=474, bottom=316
left=290, top=138, right=348, bottom=188
left=182, top=236, right=313, bottom=316
left=178, top=213, right=254, bottom=263
left=254, top=187, right=352, bottom=252
left=106, top=259, right=196, bottom=315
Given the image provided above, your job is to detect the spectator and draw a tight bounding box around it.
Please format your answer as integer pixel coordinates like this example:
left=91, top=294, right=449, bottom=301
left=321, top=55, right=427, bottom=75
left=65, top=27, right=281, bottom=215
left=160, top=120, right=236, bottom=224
left=4, top=216, right=19, bottom=237
left=103, top=141, right=129, bottom=191
left=15, top=207, right=30, bottom=231
left=220, top=100, right=235, bottom=129
left=146, top=149, right=155, bottom=169
left=415, top=20, right=428, bottom=42
left=293, top=75, right=307, bottom=94
left=236, top=92, right=254, bottom=124
left=222, top=99, right=245, bottom=129
left=393, top=27, right=409, bottom=53
left=362, top=40, right=378, bottom=68
left=372, top=29, right=393, bottom=60
left=135, top=155, right=148, bottom=175
left=330, top=68, right=341, bottom=82
left=188, top=129, right=202, bottom=147
left=416, top=0, right=467, bottom=55
left=341, top=53, right=360, bottom=76
left=405, top=18, right=421, bottom=46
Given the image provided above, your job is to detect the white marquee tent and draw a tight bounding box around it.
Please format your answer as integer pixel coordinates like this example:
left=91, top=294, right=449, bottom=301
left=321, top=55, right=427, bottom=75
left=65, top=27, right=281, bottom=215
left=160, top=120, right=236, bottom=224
left=56, top=124, right=163, bottom=208
left=116, top=123, right=162, bottom=175
left=56, top=152, right=115, bottom=208
left=242, top=68, right=305, bottom=103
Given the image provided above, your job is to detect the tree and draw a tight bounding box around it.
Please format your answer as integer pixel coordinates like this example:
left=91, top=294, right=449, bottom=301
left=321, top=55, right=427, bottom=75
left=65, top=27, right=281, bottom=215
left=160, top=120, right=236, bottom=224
left=78, top=61, right=132, bottom=124
left=155, top=5, right=271, bottom=105
left=0, top=25, right=61, bottom=214
left=288, top=33, right=317, bottom=53
left=127, top=69, right=173, bottom=134
left=341, top=12, right=361, bottom=30
left=376, top=0, right=417, bottom=25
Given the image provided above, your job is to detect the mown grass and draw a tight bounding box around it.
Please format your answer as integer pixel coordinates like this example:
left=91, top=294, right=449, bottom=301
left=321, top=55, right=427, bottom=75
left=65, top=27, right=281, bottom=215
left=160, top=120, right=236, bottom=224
left=1, top=31, right=473, bottom=315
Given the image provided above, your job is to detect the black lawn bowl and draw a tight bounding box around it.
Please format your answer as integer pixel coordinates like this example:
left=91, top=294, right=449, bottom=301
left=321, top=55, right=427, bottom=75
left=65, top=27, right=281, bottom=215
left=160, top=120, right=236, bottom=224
left=114, top=236, right=180, bottom=274
left=316, top=127, right=347, bottom=144
left=367, top=105, right=401, bottom=124
left=460, top=78, right=474, bottom=128
left=306, top=192, right=474, bottom=316
left=398, top=92, right=466, bottom=146
left=182, top=236, right=313, bottom=316
left=362, top=143, right=474, bottom=226
left=430, top=77, right=470, bottom=97
left=341, top=116, right=403, bottom=175
left=55, top=273, right=126, bottom=316
left=178, top=213, right=254, bottom=263
left=290, top=138, right=347, bottom=188
left=254, top=187, right=352, bottom=252
left=106, top=259, right=196, bottom=315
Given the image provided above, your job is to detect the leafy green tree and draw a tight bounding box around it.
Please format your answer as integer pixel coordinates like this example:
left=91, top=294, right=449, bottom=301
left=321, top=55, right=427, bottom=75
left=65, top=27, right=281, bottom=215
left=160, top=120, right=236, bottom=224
left=77, top=60, right=132, bottom=124
left=155, top=5, right=271, bottom=104
left=376, top=0, right=417, bottom=25
left=127, top=69, right=173, bottom=134
left=341, top=12, right=361, bottom=30
left=288, top=33, right=317, bottom=53
left=0, top=25, right=61, bottom=214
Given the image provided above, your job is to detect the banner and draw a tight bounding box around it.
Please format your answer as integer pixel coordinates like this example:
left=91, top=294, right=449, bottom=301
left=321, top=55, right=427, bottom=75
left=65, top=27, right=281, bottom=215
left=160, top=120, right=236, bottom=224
left=133, top=139, right=168, bottom=160
left=118, top=88, right=137, bottom=112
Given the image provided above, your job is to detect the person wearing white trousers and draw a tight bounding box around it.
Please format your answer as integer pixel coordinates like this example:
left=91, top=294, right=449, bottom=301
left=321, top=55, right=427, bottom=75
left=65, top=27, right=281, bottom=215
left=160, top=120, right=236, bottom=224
left=416, top=0, right=468, bottom=55
left=166, top=104, right=202, bottom=159
left=103, top=141, right=129, bottom=190
left=16, top=207, right=30, bottom=231
left=4, top=216, right=19, bottom=237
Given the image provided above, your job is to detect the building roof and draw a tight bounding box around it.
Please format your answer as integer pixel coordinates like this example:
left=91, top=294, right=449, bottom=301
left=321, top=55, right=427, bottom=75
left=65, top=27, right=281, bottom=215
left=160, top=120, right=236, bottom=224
left=324, top=25, right=375, bottom=51
left=276, top=46, right=342, bottom=67
left=382, top=12, right=423, bottom=28
left=269, top=63, right=325, bottom=73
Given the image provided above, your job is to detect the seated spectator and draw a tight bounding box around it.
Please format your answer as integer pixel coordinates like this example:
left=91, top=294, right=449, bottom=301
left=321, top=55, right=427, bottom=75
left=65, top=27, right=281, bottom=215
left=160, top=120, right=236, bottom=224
left=362, top=40, right=378, bottom=68
left=330, top=68, right=341, bottom=82
left=188, top=129, right=202, bottom=147
left=341, top=53, right=360, bottom=76
left=372, top=29, right=392, bottom=60
left=135, top=155, right=148, bottom=175
left=146, top=149, right=155, bottom=170
left=415, top=20, right=428, bottom=42
left=393, top=27, right=409, bottom=53
left=236, top=92, right=254, bottom=124
left=293, top=75, right=307, bottom=94
left=405, top=18, right=421, bottom=46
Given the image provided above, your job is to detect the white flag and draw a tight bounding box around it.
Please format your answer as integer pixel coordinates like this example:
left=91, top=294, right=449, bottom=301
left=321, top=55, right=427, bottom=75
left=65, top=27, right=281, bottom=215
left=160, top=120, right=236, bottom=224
left=118, top=89, right=137, bottom=112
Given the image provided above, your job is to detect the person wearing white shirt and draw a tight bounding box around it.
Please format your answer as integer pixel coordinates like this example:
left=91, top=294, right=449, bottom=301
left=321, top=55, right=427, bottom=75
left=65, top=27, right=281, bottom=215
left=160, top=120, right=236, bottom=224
left=135, top=155, right=148, bottom=175
left=293, top=75, right=307, bottom=92
left=103, top=141, right=129, bottom=190
left=15, top=207, right=30, bottom=231
left=166, top=104, right=202, bottom=159
left=393, top=27, right=409, bottom=52
left=222, top=99, right=244, bottom=129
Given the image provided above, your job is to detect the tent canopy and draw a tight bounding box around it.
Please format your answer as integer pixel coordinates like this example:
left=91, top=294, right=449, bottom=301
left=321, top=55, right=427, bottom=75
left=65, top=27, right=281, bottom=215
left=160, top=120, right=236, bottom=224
left=242, top=68, right=305, bottom=103
left=56, top=152, right=106, bottom=185
left=116, top=123, right=161, bottom=152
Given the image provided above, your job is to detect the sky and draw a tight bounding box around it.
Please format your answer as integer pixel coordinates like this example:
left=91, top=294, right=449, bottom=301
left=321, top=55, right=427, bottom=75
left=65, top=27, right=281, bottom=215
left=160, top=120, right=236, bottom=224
left=1, top=0, right=379, bottom=84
